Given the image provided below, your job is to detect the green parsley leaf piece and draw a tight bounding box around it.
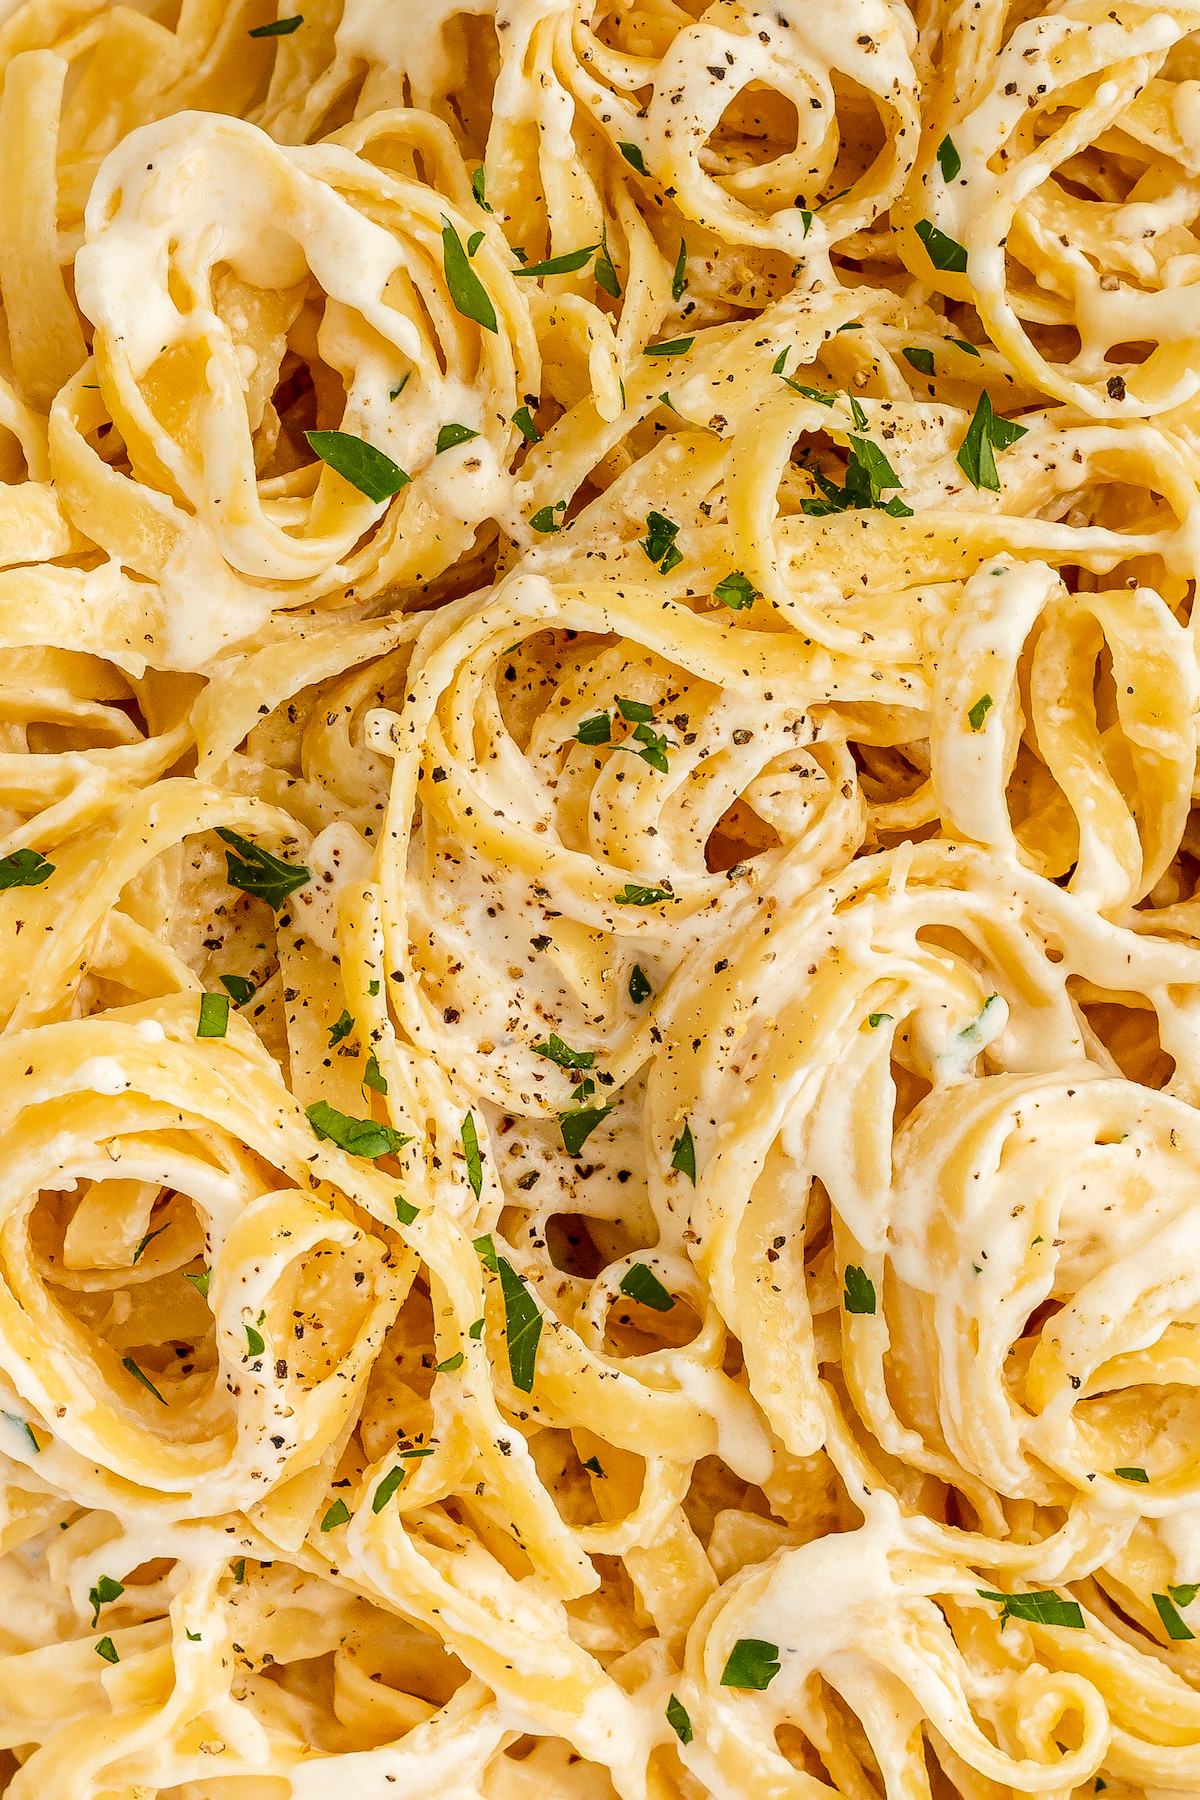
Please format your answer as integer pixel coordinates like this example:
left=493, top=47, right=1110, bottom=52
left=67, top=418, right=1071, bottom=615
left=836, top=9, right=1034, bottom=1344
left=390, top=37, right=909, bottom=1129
left=471, top=165, right=491, bottom=211
left=306, top=1101, right=410, bottom=1160
left=372, top=1465, right=406, bottom=1512
left=836, top=321, right=863, bottom=332
left=671, top=237, right=688, bottom=302
left=89, top=1575, right=125, bottom=1627
left=436, top=422, right=479, bottom=453
left=616, top=695, right=655, bottom=724
left=3, top=1412, right=39, bottom=1455
left=712, top=568, right=756, bottom=610
left=643, top=336, right=693, bottom=358
left=936, top=135, right=961, bottom=181
left=401, top=1446, right=434, bottom=1459
left=533, top=1032, right=596, bottom=1070
left=559, top=1105, right=615, bottom=1155
left=245, top=1325, right=265, bottom=1357
left=249, top=15, right=303, bottom=37
left=798, top=208, right=813, bottom=236
left=915, top=217, right=968, bottom=273
left=474, top=1233, right=499, bottom=1273
left=219, top=974, right=256, bottom=1006
left=843, top=1265, right=877, bottom=1315
left=122, top=1357, right=166, bottom=1404
left=95, top=1636, right=119, bottom=1664
left=658, top=543, right=683, bottom=575
left=461, top=1111, right=483, bottom=1199
left=436, top=1351, right=465, bottom=1373
left=0, top=847, right=54, bottom=890
left=132, top=1223, right=169, bottom=1265
left=583, top=1455, right=604, bottom=1475
left=186, top=1629, right=201, bottom=1641
left=466, top=231, right=484, bottom=256
left=640, top=512, right=680, bottom=565
left=967, top=693, right=994, bottom=731
left=197, top=992, right=229, bottom=1039
left=903, top=347, right=935, bottom=376
left=720, top=1638, right=781, bottom=1689
left=956, top=392, right=1001, bottom=490
left=671, top=1122, right=697, bottom=1185
left=1155, top=1592, right=1196, bottom=1640
left=628, top=721, right=671, bottom=771
left=513, top=244, right=598, bottom=278
left=956, top=390, right=1026, bottom=490
left=576, top=712, right=612, bottom=745
left=868, top=1012, right=893, bottom=1027
left=595, top=230, right=621, bottom=297
left=394, top=1196, right=419, bottom=1226
left=771, top=348, right=790, bottom=375
left=321, top=1499, right=350, bottom=1531
left=441, top=215, right=498, bottom=332
left=530, top=501, right=565, bottom=532
left=469, top=1317, right=485, bottom=1339
left=389, top=371, right=411, bottom=399
left=305, top=430, right=409, bottom=502
left=618, top=142, right=647, bottom=174
left=234, top=1558, right=246, bottom=1583
left=368, top=979, right=380, bottom=995
left=950, top=337, right=981, bottom=356
left=184, top=1267, right=210, bottom=1299
left=619, top=1263, right=675, bottom=1311
left=976, top=1588, right=1085, bottom=1630
left=667, top=1694, right=693, bottom=1743
left=849, top=394, right=869, bottom=431
left=614, top=883, right=674, bottom=905
left=1114, top=1466, right=1149, bottom=1482
left=216, top=827, right=311, bottom=910
left=328, top=1010, right=354, bottom=1046
left=363, top=1052, right=388, bottom=1096
left=512, top=405, right=540, bottom=444
left=785, top=380, right=836, bottom=406
left=628, top=964, right=652, bottom=1004
left=495, top=1254, right=543, bottom=1391
left=1170, top=1583, right=1200, bottom=1608
left=845, top=434, right=902, bottom=498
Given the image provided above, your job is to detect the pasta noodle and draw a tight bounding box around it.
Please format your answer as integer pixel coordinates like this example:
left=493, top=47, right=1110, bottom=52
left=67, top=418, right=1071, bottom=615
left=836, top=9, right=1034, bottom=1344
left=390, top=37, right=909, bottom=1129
left=3, top=0, right=1200, bottom=1794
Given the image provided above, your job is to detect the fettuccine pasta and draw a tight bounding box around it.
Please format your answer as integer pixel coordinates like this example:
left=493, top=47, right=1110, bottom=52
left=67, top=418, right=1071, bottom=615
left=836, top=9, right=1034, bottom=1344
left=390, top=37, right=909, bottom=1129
left=1, top=0, right=1200, bottom=1795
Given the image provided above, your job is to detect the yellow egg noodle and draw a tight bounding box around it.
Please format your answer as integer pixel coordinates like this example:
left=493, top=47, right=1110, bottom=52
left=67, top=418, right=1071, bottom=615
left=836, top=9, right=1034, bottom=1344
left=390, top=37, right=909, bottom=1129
left=5, top=0, right=1200, bottom=1794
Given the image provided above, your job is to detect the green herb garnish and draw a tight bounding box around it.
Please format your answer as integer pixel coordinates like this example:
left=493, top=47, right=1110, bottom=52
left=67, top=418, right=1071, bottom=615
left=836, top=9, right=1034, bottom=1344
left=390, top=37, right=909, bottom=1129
left=441, top=215, right=497, bottom=332
left=216, top=827, right=310, bottom=911
left=671, top=238, right=688, bottom=302
left=249, top=14, right=303, bottom=36
left=435, top=422, right=479, bottom=452
left=619, top=1264, right=674, bottom=1311
left=843, top=1265, right=876, bottom=1314
left=305, top=430, right=410, bottom=502
left=306, top=1101, right=410, bottom=1160
left=977, top=1588, right=1085, bottom=1630
left=197, top=993, right=229, bottom=1039
left=936, top=135, right=961, bottom=181
left=720, top=1639, right=781, bottom=1689
left=559, top=1106, right=615, bottom=1155
left=713, top=570, right=756, bottom=610
left=671, top=1122, right=696, bottom=1185
left=915, top=218, right=968, bottom=274
left=956, top=390, right=1027, bottom=491
left=461, top=1111, right=483, bottom=1199
left=0, top=848, right=54, bottom=890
